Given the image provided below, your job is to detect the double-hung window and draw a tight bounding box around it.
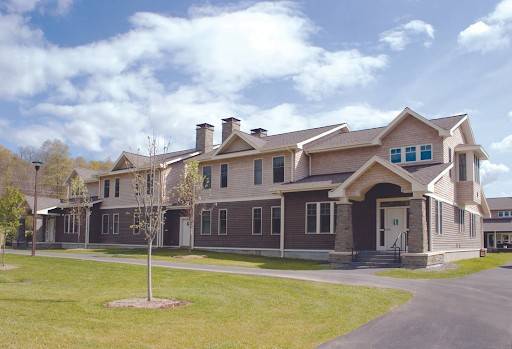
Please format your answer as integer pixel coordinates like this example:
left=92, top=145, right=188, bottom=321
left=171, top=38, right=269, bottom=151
left=459, top=154, right=467, bottom=181
left=306, top=202, right=334, bottom=234
left=273, top=156, right=285, bottom=183
left=435, top=200, right=443, bottom=235
left=390, top=148, right=401, bottom=163
left=102, top=214, right=110, bottom=235
left=201, top=210, right=211, bottom=235
left=113, top=213, right=119, bottom=235
left=202, top=166, right=212, bottom=189
left=252, top=207, right=262, bottom=235
left=133, top=213, right=140, bottom=235
left=114, top=178, right=120, bottom=197
left=104, top=179, right=110, bottom=198
left=218, top=209, right=227, bottom=235
left=146, top=173, right=154, bottom=195
left=64, top=214, right=69, bottom=234
left=459, top=208, right=465, bottom=233
left=271, top=206, right=281, bottom=235
left=420, top=144, right=432, bottom=160
left=474, top=155, right=480, bottom=184
left=469, top=213, right=476, bottom=238
left=220, top=164, right=228, bottom=188
left=405, top=146, right=416, bottom=162
left=254, top=159, right=262, bottom=185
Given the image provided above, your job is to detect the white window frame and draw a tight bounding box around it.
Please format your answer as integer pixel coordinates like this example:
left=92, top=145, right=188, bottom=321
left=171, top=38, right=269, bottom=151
left=112, top=213, right=120, bottom=235
left=200, top=209, right=212, bottom=235
left=459, top=208, right=465, bottom=233
left=469, top=213, right=477, bottom=238
left=103, top=179, right=110, bottom=198
left=101, top=214, right=110, bottom=235
left=405, top=146, right=417, bottom=162
left=305, top=202, right=335, bottom=234
left=252, top=207, right=263, bottom=235
left=271, top=206, right=281, bottom=235
left=218, top=209, right=228, bottom=235
left=64, top=214, right=70, bottom=234
left=114, top=177, right=120, bottom=198
left=132, top=213, right=140, bottom=235
left=389, top=144, right=433, bottom=164
left=272, top=155, right=285, bottom=184
left=202, top=165, right=212, bottom=189
left=435, top=200, right=443, bottom=235
left=220, top=163, right=228, bottom=188
left=253, top=158, right=263, bottom=186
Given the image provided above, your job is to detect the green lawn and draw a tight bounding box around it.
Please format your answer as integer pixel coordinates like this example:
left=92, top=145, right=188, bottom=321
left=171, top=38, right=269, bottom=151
left=377, top=253, right=512, bottom=279
left=0, top=255, right=410, bottom=349
left=46, top=247, right=329, bottom=270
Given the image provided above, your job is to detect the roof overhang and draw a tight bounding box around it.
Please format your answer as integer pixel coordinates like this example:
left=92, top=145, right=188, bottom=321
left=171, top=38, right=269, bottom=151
left=454, top=144, right=489, bottom=160
left=296, top=123, right=348, bottom=149
left=213, top=130, right=263, bottom=156
left=328, top=156, right=427, bottom=199
left=373, top=107, right=451, bottom=145
left=272, top=182, right=338, bottom=194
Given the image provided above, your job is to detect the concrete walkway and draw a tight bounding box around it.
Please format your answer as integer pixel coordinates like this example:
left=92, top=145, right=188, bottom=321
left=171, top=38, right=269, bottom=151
left=7, top=250, right=512, bottom=349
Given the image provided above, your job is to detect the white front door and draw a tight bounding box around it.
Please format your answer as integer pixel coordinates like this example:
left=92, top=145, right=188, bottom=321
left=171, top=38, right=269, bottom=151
left=46, top=217, right=55, bottom=242
left=179, top=217, right=191, bottom=247
left=380, top=207, right=407, bottom=250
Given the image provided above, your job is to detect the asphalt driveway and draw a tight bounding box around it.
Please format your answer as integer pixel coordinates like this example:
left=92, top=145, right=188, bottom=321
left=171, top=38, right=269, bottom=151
left=7, top=250, right=512, bottom=349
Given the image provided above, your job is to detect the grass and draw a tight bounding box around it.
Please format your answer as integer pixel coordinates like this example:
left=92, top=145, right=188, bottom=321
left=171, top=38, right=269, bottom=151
left=45, top=247, right=329, bottom=270
left=0, top=255, right=410, bottom=348
left=377, top=252, right=512, bottom=279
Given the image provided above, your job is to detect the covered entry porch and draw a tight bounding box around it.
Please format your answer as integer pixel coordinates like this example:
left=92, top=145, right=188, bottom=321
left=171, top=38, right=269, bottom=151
left=328, top=156, right=444, bottom=267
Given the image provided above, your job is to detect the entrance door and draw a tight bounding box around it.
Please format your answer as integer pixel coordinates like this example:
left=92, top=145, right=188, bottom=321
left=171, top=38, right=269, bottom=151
left=179, top=217, right=191, bottom=247
left=46, top=217, right=55, bottom=242
left=380, top=207, right=406, bottom=250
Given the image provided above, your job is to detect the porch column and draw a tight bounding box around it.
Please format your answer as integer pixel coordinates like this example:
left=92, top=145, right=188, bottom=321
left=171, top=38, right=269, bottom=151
left=494, top=231, right=497, bottom=248
left=85, top=208, right=90, bottom=248
left=408, top=198, right=428, bottom=253
left=334, top=203, right=353, bottom=252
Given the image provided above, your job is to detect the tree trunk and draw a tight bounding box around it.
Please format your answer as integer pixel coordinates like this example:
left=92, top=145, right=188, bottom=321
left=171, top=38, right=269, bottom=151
left=147, top=238, right=153, bottom=302
left=188, top=206, right=194, bottom=252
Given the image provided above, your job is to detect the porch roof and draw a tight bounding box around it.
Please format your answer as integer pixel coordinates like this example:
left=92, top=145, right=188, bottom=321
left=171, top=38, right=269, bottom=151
left=483, top=219, right=512, bottom=232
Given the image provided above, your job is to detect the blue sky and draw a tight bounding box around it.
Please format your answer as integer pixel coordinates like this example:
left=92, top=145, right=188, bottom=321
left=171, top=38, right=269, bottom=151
left=1, top=0, right=512, bottom=196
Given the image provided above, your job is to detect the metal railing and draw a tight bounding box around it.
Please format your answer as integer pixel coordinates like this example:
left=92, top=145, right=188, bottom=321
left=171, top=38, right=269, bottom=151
left=391, top=231, right=408, bottom=263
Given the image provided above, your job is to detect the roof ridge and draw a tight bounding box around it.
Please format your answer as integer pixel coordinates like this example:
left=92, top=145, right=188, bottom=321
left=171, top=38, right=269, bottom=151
left=263, top=123, right=345, bottom=138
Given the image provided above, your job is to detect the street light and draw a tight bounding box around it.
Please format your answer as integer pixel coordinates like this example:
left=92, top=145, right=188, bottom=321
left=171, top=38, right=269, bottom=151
left=31, top=161, right=43, bottom=257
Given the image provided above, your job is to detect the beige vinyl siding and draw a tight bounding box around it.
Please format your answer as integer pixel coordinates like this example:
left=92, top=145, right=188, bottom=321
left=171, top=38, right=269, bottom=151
left=443, top=126, right=466, bottom=162
left=430, top=200, right=482, bottom=251
left=433, top=174, right=456, bottom=202
left=220, top=137, right=254, bottom=154
left=199, top=151, right=290, bottom=200
left=294, top=149, right=309, bottom=181
left=163, top=162, right=186, bottom=205
left=86, top=182, right=99, bottom=197
left=100, top=171, right=161, bottom=208
left=311, top=115, right=443, bottom=175
left=345, top=163, right=412, bottom=198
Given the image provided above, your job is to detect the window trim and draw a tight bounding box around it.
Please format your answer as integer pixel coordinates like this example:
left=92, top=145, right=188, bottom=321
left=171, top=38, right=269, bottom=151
left=202, top=165, right=212, bottom=189
left=252, top=207, right=263, bottom=235
left=218, top=209, right=228, bottom=236
left=458, top=153, right=467, bottom=181
left=114, top=178, right=120, bottom=198
left=103, top=179, right=110, bottom=198
left=469, top=213, right=477, bottom=238
left=200, top=209, right=212, bottom=236
left=112, top=213, right=120, bottom=235
left=101, top=214, right=110, bottom=235
left=389, top=144, right=433, bottom=164
left=435, top=200, right=443, bottom=235
left=132, top=212, right=140, bottom=235
left=272, top=155, right=285, bottom=184
left=271, top=206, right=281, bottom=235
left=253, top=158, right=263, bottom=186
left=458, top=209, right=465, bottom=233
left=305, top=202, right=335, bottom=235
left=220, top=163, right=228, bottom=188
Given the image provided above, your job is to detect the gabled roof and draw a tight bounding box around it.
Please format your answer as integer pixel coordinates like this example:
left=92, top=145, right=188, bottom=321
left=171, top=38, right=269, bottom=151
left=195, top=123, right=347, bottom=161
left=24, top=195, right=61, bottom=214
left=108, top=148, right=199, bottom=174
left=305, top=109, right=470, bottom=153
left=65, top=167, right=101, bottom=184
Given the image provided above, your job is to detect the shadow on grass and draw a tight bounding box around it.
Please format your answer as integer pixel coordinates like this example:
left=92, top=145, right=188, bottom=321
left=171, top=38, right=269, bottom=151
left=82, top=248, right=328, bottom=270
left=0, top=297, right=76, bottom=304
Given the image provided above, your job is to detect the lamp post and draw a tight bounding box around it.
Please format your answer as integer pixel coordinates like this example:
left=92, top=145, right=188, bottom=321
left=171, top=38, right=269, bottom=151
left=31, top=161, right=43, bottom=257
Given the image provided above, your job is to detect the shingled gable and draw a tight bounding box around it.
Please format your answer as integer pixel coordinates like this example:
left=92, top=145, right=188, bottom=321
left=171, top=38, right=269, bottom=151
left=214, top=130, right=265, bottom=156
left=110, top=152, right=137, bottom=171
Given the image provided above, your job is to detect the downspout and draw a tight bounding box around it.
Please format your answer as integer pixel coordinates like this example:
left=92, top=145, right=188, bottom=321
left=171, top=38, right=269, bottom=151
left=280, top=193, right=285, bottom=258
left=288, top=149, right=295, bottom=182
left=85, top=207, right=90, bottom=249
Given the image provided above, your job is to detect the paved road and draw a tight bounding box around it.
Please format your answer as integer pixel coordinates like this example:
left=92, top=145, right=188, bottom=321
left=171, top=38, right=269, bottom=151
left=7, top=250, right=512, bottom=349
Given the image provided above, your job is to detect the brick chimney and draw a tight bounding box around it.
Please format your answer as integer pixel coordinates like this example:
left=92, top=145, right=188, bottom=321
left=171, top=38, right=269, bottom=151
left=222, top=117, right=241, bottom=142
left=196, top=123, right=214, bottom=153
left=250, top=128, right=267, bottom=137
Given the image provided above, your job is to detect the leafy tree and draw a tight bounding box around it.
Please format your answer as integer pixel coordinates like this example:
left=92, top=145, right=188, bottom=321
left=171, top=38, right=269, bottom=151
left=70, top=176, right=91, bottom=245
left=175, top=160, right=205, bottom=250
left=0, top=187, right=25, bottom=267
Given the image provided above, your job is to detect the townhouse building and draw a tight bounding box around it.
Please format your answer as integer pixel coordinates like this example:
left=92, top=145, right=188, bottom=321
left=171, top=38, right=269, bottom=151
left=483, top=197, right=512, bottom=251
left=36, top=107, right=490, bottom=267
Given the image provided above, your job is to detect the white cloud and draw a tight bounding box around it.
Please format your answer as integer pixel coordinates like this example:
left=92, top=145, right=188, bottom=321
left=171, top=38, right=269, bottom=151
left=492, top=134, right=512, bottom=151
left=380, top=19, right=435, bottom=51
left=0, top=2, right=393, bottom=157
left=2, top=0, right=73, bottom=14
left=458, top=0, right=512, bottom=52
left=481, top=160, right=510, bottom=185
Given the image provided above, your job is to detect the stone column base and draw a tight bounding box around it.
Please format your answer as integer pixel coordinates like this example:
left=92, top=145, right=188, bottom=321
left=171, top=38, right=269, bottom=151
left=401, top=253, right=444, bottom=269
left=328, top=251, right=353, bottom=268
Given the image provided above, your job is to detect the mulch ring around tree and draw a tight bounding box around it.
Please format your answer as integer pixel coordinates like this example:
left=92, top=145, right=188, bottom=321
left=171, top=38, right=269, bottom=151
left=0, top=265, right=18, bottom=271
left=105, top=298, right=190, bottom=309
